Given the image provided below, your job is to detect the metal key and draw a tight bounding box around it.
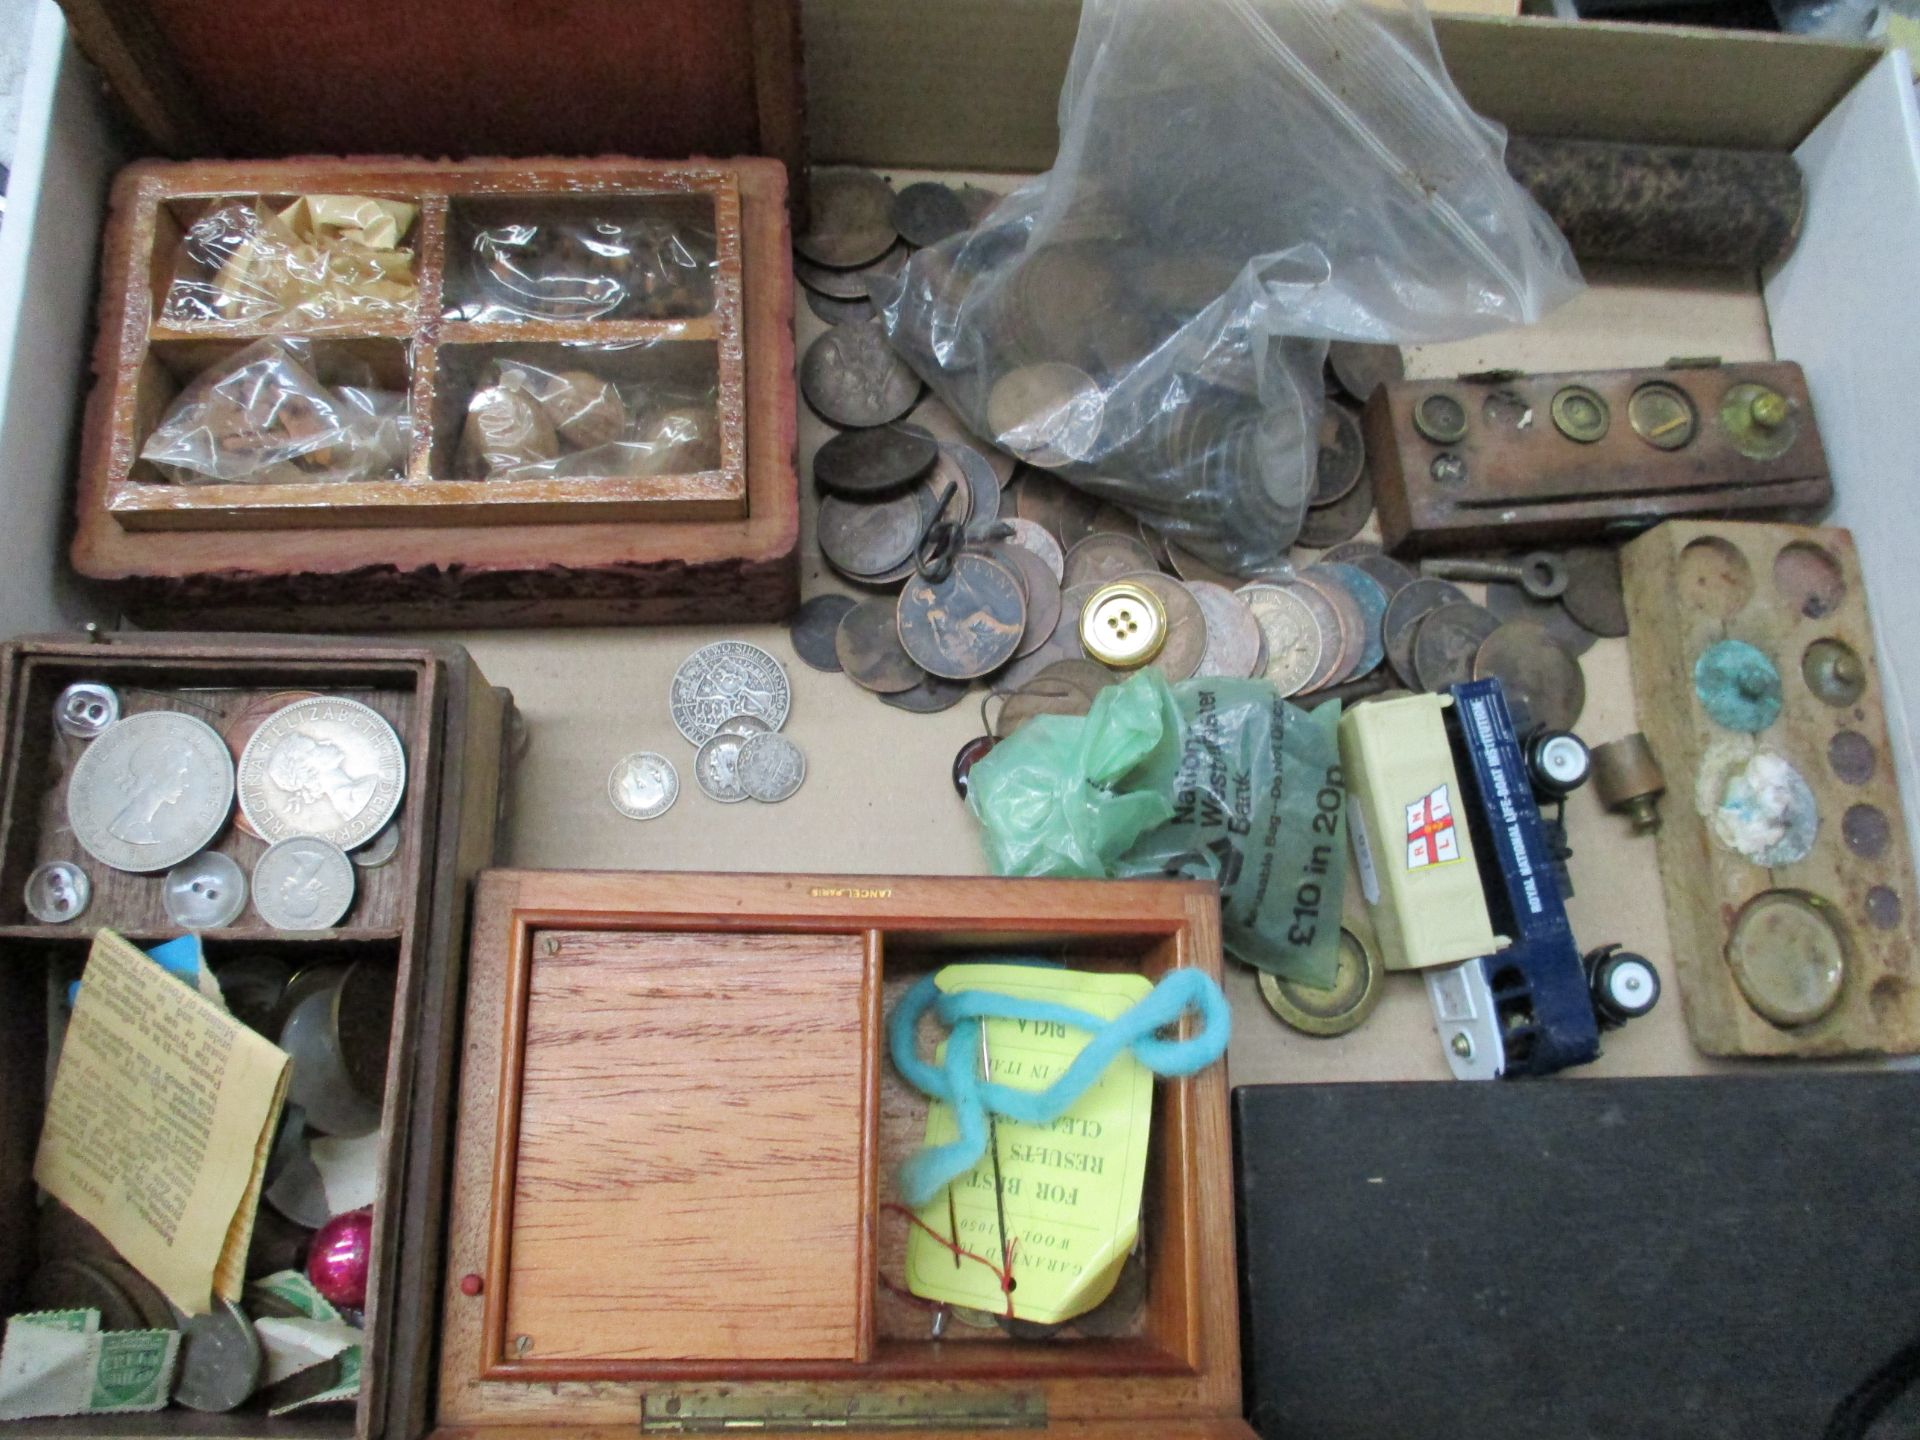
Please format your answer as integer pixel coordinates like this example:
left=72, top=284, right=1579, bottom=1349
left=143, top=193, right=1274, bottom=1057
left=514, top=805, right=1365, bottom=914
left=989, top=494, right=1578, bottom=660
left=1419, top=551, right=1568, bottom=600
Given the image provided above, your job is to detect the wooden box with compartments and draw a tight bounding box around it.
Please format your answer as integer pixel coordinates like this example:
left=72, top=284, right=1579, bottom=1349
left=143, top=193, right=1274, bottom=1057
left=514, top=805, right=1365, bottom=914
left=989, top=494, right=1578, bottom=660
left=68, top=155, right=799, bottom=629
left=436, top=871, right=1252, bottom=1440
left=0, top=631, right=512, bottom=1440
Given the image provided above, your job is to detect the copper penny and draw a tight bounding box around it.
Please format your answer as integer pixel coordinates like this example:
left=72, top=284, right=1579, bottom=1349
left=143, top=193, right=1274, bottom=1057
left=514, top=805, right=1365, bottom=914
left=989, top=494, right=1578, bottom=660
left=804, top=289, right=874, bottom=326
left=896, top=552, right=1027, bottom=680
left=1383, top=577, right=1470, bottom=690
left=1011, top=468, right=1103, bottom=551
left=1117, top=571, right=1207, bottom=682
left=994, top=660, right=1117, bottom=737
left=993, top=583, right=1103, bottom=693
left=1351, top=551, right=1418, bottom=599
left=1063, top=532, right=1159, bottom=590
left=1562, top=545, right=1630, bottom=638
left=801, top=319, right=922, bottom=428
left=881, top=673, right=974, bottom=713
left=1312, top=561, right=1390, bottom=676
left=794, top=168, right=898, bottom=269
left=943, top=442, right=1002, bottom=530
left=1483, top=582, right=1601, bottom=658
left=789, top=593, right=859, bottom=672
left=994, top=543, right=1064, bottom=660
left=818, top=487, right=925, bottom=579
left=814, top=424, right=938, bottom=496
left=1473, top=621, right=1587, bottom=731
left=1188, top=581, right=1265, bottom=679
left=1293, top=569, right=1366, bottom=688
left=835, top=598, right=926, bottom=693
left=1312, top=402, right=1366, bottom=507
left=1412, top=601, right=1502, bottom=693
left=1002, top=517, right=1065, bottom=583
left=907, top=396, right=1014, bottom=488
left=1296, top=467, right=1375, bottom=550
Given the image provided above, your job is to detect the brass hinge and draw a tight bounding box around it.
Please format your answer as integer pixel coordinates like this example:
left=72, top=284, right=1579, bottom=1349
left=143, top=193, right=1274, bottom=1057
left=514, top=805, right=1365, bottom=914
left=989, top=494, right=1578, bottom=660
left=641, top=1389, right=1046, bottom=1433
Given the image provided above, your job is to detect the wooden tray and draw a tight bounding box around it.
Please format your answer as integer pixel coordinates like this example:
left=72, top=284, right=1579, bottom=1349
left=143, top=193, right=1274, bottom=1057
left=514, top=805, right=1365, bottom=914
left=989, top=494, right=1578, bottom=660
left=0, top=631, right=512, bottom=1440
left=70, top=159, right=800, bottom=628
left=437, top=871, right=1253, bottom=1440
left=1620, top=522, right=1920, bottom=1057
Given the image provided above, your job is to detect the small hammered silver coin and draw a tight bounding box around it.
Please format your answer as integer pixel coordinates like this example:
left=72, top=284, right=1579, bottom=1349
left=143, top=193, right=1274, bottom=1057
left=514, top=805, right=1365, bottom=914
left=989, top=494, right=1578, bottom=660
left=670, top=642, right=791, bottom=745
left=738, top=732, right=807, bottom=803
left=252, top=837, right=355, bottom=931
left=608, top=752, right=679, bottom=820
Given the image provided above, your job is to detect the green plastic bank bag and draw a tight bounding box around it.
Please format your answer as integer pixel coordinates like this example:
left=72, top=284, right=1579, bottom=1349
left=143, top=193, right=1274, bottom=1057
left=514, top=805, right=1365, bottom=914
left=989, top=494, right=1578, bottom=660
left=966, top=668, right=1347, bottom=985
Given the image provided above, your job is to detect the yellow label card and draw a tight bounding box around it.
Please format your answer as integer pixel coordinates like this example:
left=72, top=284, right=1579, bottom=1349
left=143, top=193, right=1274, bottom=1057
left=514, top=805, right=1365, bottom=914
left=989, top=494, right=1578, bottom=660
left=904, top=964, right=1153, bottom=1324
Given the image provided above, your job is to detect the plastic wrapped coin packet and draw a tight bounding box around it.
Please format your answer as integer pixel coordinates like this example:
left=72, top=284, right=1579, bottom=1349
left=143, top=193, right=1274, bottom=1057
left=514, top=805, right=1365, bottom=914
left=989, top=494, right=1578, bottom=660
left=455, top=355, right=720, bottom=481
left=139, top=338, right=411, bottom=486
left=449, top=206, right=718, bottom=324
left=161, top=195, right=419, bottom=331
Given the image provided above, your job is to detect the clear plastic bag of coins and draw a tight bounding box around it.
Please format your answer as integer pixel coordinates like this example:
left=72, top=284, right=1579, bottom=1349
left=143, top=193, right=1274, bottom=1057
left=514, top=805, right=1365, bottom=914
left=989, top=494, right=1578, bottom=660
left=456, top=358, right=719, bottom=481
left=836, top=596, right=929, bottom=694
left=801, top=319, right=923, bottom=428
left=453, top=205, right=716, bottom=323
left=897, top=552, right=1028, bottom=680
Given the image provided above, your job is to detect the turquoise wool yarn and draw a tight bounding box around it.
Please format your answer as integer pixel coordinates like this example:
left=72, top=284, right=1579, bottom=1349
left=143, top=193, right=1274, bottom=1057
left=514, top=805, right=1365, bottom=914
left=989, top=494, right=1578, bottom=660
left=886, top=967, right=1231, bottom=1209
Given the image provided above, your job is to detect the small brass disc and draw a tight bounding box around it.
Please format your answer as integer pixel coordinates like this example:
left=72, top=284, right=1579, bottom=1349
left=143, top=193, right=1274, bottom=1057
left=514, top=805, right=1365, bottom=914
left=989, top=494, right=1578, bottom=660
left=1550, top=384, right=1611, bottom=443
left=1257, top=928, right=1384, bottom=1037
left=1413, top=392, right=1470, bottom=445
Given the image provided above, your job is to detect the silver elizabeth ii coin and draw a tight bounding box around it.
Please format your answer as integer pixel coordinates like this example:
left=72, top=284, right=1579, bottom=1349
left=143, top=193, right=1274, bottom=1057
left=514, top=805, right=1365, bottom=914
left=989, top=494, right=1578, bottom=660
left=670, top=642, right=791, bottom=745
left=237, top=697, right=405, bottom=851
left=251, top=837, right=355, bottom=932
left=67, top=711, right=235, bottom=873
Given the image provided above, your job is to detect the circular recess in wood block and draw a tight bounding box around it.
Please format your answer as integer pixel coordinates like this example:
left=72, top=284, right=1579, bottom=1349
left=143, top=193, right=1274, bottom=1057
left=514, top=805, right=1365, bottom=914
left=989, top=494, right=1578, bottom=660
left=1865, top=886, right=1902, bottom=931
left=1774, top=540, right=1846, bottom=620
left=1726, top=889, right=1849, bottom=1028
left=1676, top=537, right=1753, bottom=619
left=1843, top=803, right=1892, bottom=859
left=1829, top=730, right=1877, bottom=786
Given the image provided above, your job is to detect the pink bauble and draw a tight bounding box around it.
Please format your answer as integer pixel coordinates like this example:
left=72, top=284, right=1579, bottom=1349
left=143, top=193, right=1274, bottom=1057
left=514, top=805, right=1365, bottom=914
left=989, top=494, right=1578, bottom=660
left=307, top=1207, right=374, bottom=1309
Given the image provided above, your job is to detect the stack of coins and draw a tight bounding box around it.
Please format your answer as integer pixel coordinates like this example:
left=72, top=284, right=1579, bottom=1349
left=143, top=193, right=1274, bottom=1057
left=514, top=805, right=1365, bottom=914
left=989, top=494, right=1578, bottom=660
left=31, top=685, right=407, bottom=933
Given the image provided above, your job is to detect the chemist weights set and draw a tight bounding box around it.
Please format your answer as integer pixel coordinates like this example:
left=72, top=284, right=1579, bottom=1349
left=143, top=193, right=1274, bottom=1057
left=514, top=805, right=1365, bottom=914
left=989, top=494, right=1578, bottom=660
left=1620, top=522, right=1920, bottom=1058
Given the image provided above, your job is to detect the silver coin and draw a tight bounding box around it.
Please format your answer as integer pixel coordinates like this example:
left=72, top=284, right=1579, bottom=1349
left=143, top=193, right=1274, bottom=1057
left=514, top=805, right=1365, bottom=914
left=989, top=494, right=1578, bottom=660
left=1003, top=516, right=1066, bottom=583
left=252, top=838, right=354, bottom=931
left=670, top=642, right=791, bottom=745
left=738, top=732, right=807, bottom=803
left=351, top=820, right=403, bottom=869
left=716, top=714, right=774, bottom=740
left=608, top=752, right=679, bottom=820
left=163, top=851, right=248, bottom=929
left=23, top=860, right=90, bottom=924
left=55, top=682, right=119, bottom=738
left=694, top=732, right=752, bottom=804
left=169, top=1297, right=263, bottom=1412
left=1241, top=585, right=1324, bottom=698
left=237, top=697, right=405, bottom=851
left=68, top=711, right=235, bottom=873
left=1187, top=581, right=1265, bottom=679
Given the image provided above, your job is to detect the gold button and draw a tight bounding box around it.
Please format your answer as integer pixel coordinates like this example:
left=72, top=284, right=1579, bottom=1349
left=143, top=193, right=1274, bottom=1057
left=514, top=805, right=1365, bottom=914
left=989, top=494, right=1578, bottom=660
left=1080, top=581, right=1167, bottom=669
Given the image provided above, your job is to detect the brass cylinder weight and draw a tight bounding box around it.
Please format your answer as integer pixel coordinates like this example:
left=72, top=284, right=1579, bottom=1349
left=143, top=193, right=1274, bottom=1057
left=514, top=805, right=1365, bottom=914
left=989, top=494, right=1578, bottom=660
left=1592, top=733, right=1667, bottom=834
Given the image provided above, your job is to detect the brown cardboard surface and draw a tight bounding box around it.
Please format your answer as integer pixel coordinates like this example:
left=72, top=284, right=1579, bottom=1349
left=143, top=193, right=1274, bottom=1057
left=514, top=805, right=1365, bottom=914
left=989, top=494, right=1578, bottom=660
left=442, top=173, right=1781, bottom=1087
left=802, top=4, right=1877, bottom=170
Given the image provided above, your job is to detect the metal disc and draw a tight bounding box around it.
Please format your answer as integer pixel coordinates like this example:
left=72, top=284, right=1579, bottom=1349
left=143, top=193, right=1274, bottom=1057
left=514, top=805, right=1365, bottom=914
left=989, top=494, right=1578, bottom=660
left=896, top=553, right=1028, bottom=680
left=986, top=363, right=1104, bottom=468
left=1291, top=571, right=1365, bottom=688
left=994, top=543, right=1064, bottom=660
left=804, top=289, right=874, bottom=326
left=1311, top=402, right=1366, bottom=507
left=1124, top=571, right=1208, bottom=682
left=1187, top=581, right=1265, bottom=679
left=1351, top=552, right=1418, bottom=600
left=693, top=732, right=752, bottom=803
left=1062, top=532, right=1159, bottom=590
left=1412, top=602, right=1502, bottom=693
left=1270, top=580, right=1340, bottom=694
left=1002, top=517, right=1065, bottom=583
left=738, top=733, right=808, bottom=803
left=69, top=711, right=235, bottom=874
left=880, top=673, right=974, bottom=713
left=943, top=442, right=1002, bottom=530
left=1562, top=545, right=1630, bottom=638
left=814, top=425, right=938, bottom=496
left=1010, top=468, right=1103, bottom=551
left=170, top=1297, right=263, bottom=1412
left=794, top=168, right=898, bottom=269
left=1482, top=582, right=1602, bottom=658
left=1383, top=577, right=1470, bottom=690
left=818, top=488, right=925, bottom=579
left=1072, top=1253, right=1148, bottom=1337
left=1312, top=562, right=1390, bottom=677
left=1257, top=927, right=1384, bottom=1036
left=1319, top=540, right=1382, bottom=563
left=790, top=594, right=859, bottom=672
left=994, top=661, right=1118, bottom=737
left=670, top=642, right=791, bottom=743
left=906, top=396, right=1015, bottom=488
left=235, top=696, right=403, bottom=851
left=891, top=181, right=971, bottom=247
left=1296, top=468, right=1375, bottom=550
left=1473, top=621, right=1588, bottom=731
left=1240, top=585, right=1324, bottom=698
left=606, top=752, right=678, bottom=820
left=836, top=597, right=927, bottom=694
left=801, top=320, right=923, bottom=428
left=1166, top=541, right=1244, bottom=587
left=794, top=243, right=907, bottom=302
left=1326, top=342, right=1404, bottom=403
left=24, top=1259, right=143, bottom=1331
left=91, top=1256, right=176, bottom=1332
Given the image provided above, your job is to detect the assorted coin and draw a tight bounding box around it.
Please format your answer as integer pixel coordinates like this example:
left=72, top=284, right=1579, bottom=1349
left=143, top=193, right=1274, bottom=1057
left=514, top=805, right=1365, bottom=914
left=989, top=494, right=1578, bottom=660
left=31, top=684, right=405, bottom=932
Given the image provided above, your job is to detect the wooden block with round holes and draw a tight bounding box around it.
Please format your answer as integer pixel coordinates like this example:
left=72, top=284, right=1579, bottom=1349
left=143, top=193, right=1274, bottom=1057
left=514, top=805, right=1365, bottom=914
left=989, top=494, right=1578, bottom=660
left=1620, top=520, right=1920, bottom=1057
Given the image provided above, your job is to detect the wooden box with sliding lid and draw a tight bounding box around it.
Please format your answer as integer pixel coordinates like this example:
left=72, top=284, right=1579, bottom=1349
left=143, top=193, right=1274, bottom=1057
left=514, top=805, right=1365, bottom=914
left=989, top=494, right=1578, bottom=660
left=438, top=871, right=1253, bottom=1439
left=0, top=631, right=512, bottom=1440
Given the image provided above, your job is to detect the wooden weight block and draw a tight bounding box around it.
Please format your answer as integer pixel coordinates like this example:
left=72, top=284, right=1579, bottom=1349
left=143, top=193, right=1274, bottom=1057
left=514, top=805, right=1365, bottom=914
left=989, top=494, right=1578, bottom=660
left=1620, top=521, right=1920, bottom=1057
